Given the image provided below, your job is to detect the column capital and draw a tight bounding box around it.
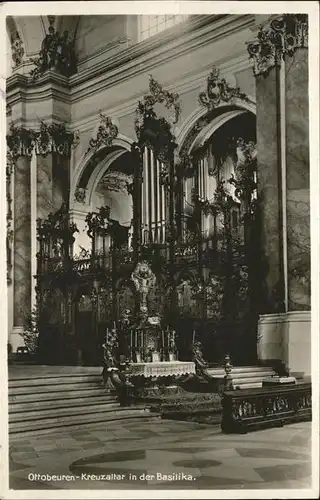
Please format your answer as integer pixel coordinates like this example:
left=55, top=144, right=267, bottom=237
left=6, top=121, right=79, bottom=158
left=247, top=14, right=308, bottom=77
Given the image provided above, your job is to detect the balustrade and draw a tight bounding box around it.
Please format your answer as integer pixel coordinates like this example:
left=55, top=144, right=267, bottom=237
left=221, top=382, right=312, bottom=433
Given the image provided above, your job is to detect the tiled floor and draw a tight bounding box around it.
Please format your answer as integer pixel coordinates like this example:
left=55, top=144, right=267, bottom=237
left=8, top=420, right=312, bottom=491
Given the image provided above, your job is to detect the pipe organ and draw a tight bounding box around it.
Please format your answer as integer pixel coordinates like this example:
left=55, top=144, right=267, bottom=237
left=196, top=153, right=218, bottom=238
left=141, top=146, right=166, bottom=244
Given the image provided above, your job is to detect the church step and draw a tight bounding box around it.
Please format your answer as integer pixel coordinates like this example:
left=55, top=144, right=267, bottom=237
left=232, top=382, right=263, bottom=389
left=9, top=407, right=152, bottom=435
left=207, top=367, right=276, bottom=377
left=229, top=375, right=276, bottom=385
left=9, top=394, right=117, bottom=412
left=9, top=380, right=103, bottom=395
left=9, top=387, right=110, bottom=403
left=9, top=373, right=102, bottom=387
left=9, top=412, right=160, bottom=440
left=9, top=402, right=122, bottom=422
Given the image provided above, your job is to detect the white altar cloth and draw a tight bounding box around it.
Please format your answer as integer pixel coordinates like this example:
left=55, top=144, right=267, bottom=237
left=128, top=361, right=195, bottom=378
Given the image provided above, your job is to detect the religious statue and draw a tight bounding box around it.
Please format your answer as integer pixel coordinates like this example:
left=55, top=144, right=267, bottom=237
left=131, top=261, right=156, bottom=315
left=191, top=340, right=208, bottom=370
left=101, top=327, right=119, bottom=387
left=30, top=19, right=77, bottom=80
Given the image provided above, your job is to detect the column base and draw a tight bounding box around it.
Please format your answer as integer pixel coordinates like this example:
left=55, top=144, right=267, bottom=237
left=9, top=326, right=25, bottom=353
left=283, top=311, right=311, bottom=378
left=258, top=311, right=311, bottom=377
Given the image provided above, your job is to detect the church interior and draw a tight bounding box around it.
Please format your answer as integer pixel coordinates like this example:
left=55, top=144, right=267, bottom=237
left=4, top=11, right=314, bottom=492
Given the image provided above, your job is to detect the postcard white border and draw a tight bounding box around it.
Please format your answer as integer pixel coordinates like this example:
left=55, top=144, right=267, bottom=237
left=0, top=2, right=319, bottom=499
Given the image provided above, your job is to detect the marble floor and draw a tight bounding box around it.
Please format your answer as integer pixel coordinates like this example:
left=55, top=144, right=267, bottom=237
left=8, top=420, right=312, bottom=492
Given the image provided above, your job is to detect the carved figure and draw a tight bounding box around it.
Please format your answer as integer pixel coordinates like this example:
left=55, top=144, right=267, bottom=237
left=102, top=328, right=119, bottom=386
left=191, top=341, right=208, bottom=369
left=30, top=21, right=77, bottom=80
left=131, top=261, right=156, bottom=314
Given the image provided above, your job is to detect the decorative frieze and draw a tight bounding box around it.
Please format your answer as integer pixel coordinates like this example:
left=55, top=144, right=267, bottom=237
left=85, top=113, right=119, bottom=155
left=198, top=66, right=250, bottom=110
left=247, top=14, right=308, bottom=77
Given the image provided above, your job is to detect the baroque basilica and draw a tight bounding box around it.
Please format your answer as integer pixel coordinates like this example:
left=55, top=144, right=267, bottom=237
left=6, top=13, right=311, bottom=382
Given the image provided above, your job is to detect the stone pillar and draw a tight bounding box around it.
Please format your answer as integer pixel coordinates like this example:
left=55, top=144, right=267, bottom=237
left=249, top=15, right=310, bottom=376
left=255, top=65, right=285, bottom=314
left=36, top=153, right=69, bottom=219
left=283, top=47, right=310, bottom=376
left=12, top=155, right=32, bottom=342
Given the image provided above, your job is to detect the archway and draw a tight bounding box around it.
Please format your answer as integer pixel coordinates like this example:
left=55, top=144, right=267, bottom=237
left=71, top=145, right=134, bottom=257
left=70, top=145, right=134, bottom=364
left=176, top=103, right=258, bottom=365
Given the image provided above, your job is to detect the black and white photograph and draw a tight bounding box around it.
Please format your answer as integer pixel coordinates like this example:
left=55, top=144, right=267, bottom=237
left=0, top=1, right=319, bottom=498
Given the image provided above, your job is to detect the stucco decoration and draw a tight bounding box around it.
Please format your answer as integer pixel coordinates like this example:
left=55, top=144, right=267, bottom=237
left=198, top=66, right=250, bottom=110
left=134, top=75, right=181, bottom=163
left=11, top=30, right=25, bottom=67
left=247, top=14, right=308, bottom=76
left=85, top=114, right=119, bottom=155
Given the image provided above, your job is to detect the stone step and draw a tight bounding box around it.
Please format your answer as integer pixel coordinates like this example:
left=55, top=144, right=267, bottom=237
left=207, top=367, right=276, bottom=377
left=9, top=387, right=110, bottom=403
left=9, top=401, right=121, bottom=422
left=233, top=382, right=263, bottom=389
left=9, top=394, right=117, bottom=412
left=230, top=375, right=276, bottom=385
left=9, top=374, right=102, bottom=387
left=9, top=407, right=152, bottom=435
left=9, top=380, right=102, bottom=395
left=9, top=413, right=161, bottom=440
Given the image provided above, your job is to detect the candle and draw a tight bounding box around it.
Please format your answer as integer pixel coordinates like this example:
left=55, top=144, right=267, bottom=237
left=192, top=330, right=195, bottom=344
left=130, top=330, right=133, bottom=349
left=113, top=321, right=116, bottom=330
left=162, top=330, right=165, bottom=349
left=106, top=328, right=109, bottom=344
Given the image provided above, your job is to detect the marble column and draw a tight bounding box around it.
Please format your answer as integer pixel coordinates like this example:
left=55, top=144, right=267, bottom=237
left=285, top=48, right=310, bottom=312
left=13, top=155, right=32, bottom=329
left=255, top=65, right=285, bottom=313
left=253, top=16, right=310, bottom=375
left=36, top=153, right=69, bottom=219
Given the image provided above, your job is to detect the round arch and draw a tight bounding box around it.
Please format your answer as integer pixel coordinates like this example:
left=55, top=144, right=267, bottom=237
left=70, top=134, right=133, bottom=209
left=87, top=149, right=129, bottom=207
left=176, top=98, right=256, bottom=155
